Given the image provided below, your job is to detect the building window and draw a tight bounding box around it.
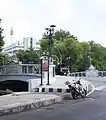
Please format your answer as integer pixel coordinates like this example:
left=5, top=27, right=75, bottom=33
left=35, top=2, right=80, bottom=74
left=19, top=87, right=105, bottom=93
left=36, top=42, right=39, bottom=45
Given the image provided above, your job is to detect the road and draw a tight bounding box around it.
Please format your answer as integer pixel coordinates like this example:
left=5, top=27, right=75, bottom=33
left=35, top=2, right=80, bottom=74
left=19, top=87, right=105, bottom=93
left=1, top=78, right=106, bottom=120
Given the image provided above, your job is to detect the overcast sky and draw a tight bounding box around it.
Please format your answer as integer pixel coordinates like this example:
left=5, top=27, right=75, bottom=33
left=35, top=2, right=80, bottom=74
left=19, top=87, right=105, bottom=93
left=0, top=0, right=106, bottom=47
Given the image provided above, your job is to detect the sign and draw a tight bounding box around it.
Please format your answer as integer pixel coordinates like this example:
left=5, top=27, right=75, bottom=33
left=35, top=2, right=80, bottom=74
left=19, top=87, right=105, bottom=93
left=42, top=59, right=48, bottom=72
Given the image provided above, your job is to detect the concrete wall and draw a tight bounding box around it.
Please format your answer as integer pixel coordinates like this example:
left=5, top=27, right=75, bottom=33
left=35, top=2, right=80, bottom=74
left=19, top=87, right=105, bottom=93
left=0, top=75, right=40, bottom=82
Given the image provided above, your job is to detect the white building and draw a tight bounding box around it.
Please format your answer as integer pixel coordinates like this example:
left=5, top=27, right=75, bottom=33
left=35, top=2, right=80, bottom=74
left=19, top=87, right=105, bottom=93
left=2, top=37, right=40, bottom=56
left=23, top=37, right=40, bottom=51
left=2, top=41, right=23, bottom=56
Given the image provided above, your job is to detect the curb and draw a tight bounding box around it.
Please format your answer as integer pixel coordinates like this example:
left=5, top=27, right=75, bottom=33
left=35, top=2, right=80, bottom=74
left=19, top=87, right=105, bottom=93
left=0, top=96, right=62, bottom=116
left=34, top=88, right=70, bottom=93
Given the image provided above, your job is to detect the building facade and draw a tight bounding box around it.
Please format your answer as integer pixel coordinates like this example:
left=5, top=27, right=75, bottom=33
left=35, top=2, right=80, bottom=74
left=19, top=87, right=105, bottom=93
left=23, top=37, right=40, bottom=51
left=2, top=37, right=40, bottom=57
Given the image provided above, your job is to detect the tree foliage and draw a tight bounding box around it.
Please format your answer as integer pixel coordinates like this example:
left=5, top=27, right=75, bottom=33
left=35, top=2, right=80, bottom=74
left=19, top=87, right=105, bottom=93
left=16, top=49, right=40, bottom=64
left=0, top=54, right=8, bottom=65
left=0, top=19, right=7, bottom=66
left=40, top=29, right=106, bottom=72
left=16, top=29, right=106, bottom=72
left=0, top=19, right=4, bottom=52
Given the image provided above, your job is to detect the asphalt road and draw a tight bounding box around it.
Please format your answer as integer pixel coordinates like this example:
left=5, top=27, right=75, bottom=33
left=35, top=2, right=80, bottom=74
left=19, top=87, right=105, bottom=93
left=1, top=78, right=106, bottom=120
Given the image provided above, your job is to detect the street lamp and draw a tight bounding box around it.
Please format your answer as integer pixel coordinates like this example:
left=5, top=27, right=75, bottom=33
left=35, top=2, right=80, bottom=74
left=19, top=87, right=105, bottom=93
left=66, top=57, right=70, bottom=72
left=87, top=44, right=92, bottom=67
left=45, top=25, right=56, bottom=85
left=88, top=54, right=92, bottom=67
left=45, top=25, right=56, bottom=64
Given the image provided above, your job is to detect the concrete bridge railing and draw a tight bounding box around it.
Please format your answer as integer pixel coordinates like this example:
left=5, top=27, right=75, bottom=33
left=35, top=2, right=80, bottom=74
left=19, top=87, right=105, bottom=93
left=0, top=64, right=41, bottom=75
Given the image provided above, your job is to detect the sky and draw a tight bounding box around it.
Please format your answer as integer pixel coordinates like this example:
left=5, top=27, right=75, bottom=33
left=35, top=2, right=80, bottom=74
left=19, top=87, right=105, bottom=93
left=0, top=0, right=106, bottom=47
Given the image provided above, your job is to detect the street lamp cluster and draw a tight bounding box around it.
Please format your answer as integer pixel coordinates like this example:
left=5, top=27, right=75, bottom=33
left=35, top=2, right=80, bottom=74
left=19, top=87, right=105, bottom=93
left=40, top=25, right=56, bottom=85
left=45, top=25, right=56, bottom=64
left=45, top=25, right=56, bottom=85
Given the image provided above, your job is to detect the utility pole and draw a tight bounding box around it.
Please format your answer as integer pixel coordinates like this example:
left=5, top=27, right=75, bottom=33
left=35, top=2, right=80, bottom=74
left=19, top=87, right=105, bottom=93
left=10, top=27, right=14, bottom=60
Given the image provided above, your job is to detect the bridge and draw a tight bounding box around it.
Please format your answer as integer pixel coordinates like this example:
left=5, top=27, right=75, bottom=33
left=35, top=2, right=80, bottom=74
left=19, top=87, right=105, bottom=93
left=0, top=61, right=41, bottom=92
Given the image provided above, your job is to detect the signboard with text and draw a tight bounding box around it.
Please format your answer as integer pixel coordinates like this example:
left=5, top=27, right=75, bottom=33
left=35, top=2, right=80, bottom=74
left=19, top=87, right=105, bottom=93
left=42, top=59, right=48, bottom=72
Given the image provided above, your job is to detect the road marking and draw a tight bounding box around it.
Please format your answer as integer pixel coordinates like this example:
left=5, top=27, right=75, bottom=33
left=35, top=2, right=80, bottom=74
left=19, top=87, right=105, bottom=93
left=86, top=83, right=95, bottom=96
left=94, top=86, right=106, bottom=91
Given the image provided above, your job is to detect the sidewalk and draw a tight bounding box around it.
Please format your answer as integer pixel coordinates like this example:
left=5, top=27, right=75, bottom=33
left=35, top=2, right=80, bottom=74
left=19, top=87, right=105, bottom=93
left=34, top=76, right=91, bottom=93
left=0, top=93, right=62, bottom=116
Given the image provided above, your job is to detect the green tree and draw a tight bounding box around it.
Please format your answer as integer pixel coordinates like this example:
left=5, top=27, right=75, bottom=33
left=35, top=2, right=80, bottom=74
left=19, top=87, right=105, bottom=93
left=0, top=19, right=4, bottom=51
left=40, top=29, right=83, bottom=72
left=54, top=29, right=77, bottom=41
left=64, top=38, right=83, bottom=72
left=53, top=29, right=71, bottom=41
left=40, top=29, right=106, bottom=72
left=40, top=38, right=49, bottom=53
left=16, top=49, right=40, bottom=64
left=78, top=42, right=91, bottom=71
left=53, top=41, right=66, bottom=64
left=88, top=41, right=106, bottom=70
left=0, top=54, right=8, bottom=65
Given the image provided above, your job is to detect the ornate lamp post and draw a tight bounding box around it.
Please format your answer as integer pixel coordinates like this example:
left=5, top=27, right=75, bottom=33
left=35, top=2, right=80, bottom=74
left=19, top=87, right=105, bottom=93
left=45, top=25, right=56, bottom=85
left=45, top=25, right=56, bottom=64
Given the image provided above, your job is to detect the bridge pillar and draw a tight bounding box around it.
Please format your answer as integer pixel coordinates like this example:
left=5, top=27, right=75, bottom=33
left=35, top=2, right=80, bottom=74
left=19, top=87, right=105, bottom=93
left=48, top=64, right=56, bottom=84
left=28, top=80, right=32, bottom=92
left=33, top=66, right=34, bottom=74
left=27, top=66, right=29, bottom=74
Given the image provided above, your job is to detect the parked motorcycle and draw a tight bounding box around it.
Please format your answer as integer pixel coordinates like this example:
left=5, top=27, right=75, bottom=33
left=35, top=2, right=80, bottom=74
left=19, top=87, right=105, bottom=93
left=65, top=80, right=87, bottom=100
